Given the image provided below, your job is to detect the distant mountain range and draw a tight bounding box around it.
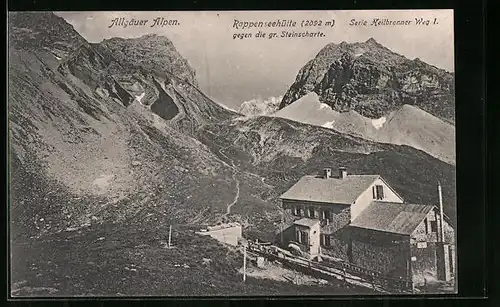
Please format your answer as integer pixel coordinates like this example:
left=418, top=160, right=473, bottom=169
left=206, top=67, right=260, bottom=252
left=8, top=12, right=456, bottom=296
left=238, top=96, right=283, bottom=118
left=241, top=39, right=455, bottom=165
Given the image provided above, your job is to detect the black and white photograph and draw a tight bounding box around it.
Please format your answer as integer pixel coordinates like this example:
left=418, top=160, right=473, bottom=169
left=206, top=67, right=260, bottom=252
left=8, top=10, right=457, bottom=297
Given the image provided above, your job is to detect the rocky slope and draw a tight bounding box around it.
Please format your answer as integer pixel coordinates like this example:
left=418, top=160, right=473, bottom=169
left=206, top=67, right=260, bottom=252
left=279, top=38, right=455, bottom=124
left=8, top=12, right=241, bottom=242
left=274, top=92, right=455, bottom=165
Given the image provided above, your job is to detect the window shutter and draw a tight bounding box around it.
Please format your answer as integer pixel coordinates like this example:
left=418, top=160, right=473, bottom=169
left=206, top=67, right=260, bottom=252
left=376, top=185, right=384, bottom=200
left=372, top=186, right=376, bottom=199
left=320, top=234, right=324, bottom=246
left=303, top=232, right=309, bottom=245
left=309, top=208, right=315, bottom=218
left=296, top=230, right=301, bottom=243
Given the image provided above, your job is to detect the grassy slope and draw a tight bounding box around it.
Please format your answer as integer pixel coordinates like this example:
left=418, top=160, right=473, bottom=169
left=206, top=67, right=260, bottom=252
left=11, top=207, right=374, bottom=297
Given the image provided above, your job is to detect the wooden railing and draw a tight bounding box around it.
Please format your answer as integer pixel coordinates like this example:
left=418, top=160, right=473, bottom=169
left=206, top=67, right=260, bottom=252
left=246, top=241, right=413, bottom=293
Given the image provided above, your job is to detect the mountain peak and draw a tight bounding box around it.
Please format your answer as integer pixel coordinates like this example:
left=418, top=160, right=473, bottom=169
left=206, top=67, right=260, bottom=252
left=99, top=34, right=197, bottom=85
left=280, top=38, right=455, bottom=123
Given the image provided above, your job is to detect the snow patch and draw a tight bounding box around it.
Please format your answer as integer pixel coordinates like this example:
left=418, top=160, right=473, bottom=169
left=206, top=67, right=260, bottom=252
left=318, top=103, right=332, bottom=110
left=354, top=47, right=365, bottom=58
left=322, top=121, right=335, bottom=128
left=234, top=116, right=249, bottom=121
left=92, top=174, right=115, bottom=190
left=135, top=92, right=145, bottom=104
left=371, top=117, right=386, bottom=130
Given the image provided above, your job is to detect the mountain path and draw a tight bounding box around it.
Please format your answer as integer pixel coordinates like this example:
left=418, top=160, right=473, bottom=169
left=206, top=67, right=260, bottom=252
left=218, top=145, right=240, bottom=217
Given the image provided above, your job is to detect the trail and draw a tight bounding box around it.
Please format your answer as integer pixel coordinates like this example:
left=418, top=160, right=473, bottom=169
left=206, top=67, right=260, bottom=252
left=203, top=126, right=276, bottom=218
left=203, top=129, right=273, bottom=188
left=218, top=145, right=240, bottom=216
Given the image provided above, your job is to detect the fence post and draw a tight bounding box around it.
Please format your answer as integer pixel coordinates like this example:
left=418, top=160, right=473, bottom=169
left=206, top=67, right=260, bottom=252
left=243, top=244, right=247, bottom=283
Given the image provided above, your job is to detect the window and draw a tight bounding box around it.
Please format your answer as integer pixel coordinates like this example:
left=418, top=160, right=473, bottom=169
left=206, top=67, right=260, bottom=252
left=430, top=220, right=438, bottom=233
left=308, top=208, right=316, bottom=218
left=297, top=208, right=303, bottom=216
left=374, top=185, right=384, bottom=200
left=301, top=231, right=309, bottom=245
left=322, top=210, right=331, bottom=221
left=292, top=207, right=299, bottom=216
left=424, top=218, right=429, bottom=234
left=297, top=230, right=308, bottom=245
left=320, top=234, right=331, bottom=246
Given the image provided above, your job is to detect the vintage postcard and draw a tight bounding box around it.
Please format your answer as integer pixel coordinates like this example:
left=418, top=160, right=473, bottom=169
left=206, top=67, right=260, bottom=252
left=8, top=10, right=456, bottom=297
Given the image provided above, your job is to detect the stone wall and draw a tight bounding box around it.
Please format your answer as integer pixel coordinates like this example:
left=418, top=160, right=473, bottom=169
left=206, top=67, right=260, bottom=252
left=350, top=228, right=411, bottom=278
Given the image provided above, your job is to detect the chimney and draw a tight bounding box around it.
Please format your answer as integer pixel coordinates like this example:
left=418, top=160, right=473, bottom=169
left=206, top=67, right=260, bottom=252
left=339, top=167, right=347, bottom=179
left=323, top=168, right=332, bottom=179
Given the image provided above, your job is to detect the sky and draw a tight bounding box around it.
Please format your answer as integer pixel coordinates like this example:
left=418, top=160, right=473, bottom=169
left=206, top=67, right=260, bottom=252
left=57, top=10, right=454, bottom=110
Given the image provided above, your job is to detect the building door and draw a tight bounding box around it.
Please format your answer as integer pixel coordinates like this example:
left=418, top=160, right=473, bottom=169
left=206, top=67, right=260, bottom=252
left=309, top=229, right=320, bottom=258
